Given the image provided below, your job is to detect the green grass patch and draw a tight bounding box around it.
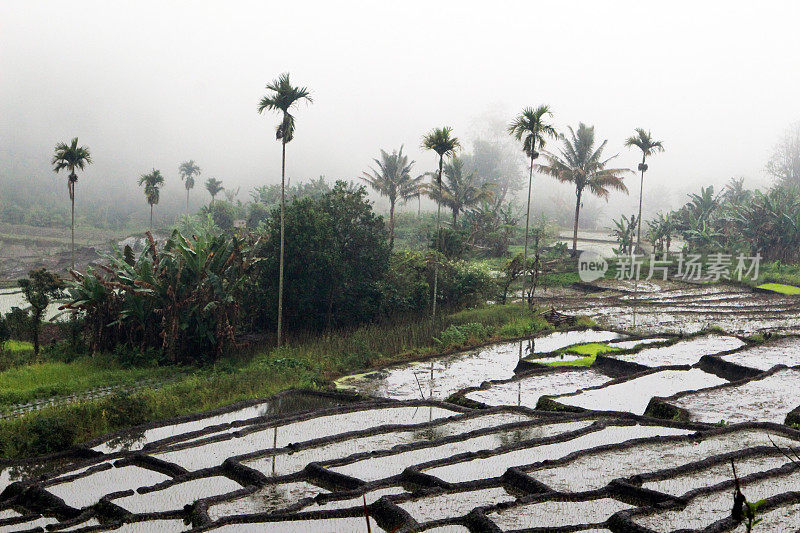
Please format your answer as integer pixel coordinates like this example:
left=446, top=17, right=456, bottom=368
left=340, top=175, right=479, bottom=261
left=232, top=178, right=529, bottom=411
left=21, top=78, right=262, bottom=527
left=532, top=342, right=620, bottom=368
left=756, top=282, right=800, bottom=295
left=0, top=356, right=175, bottom=408
left=3, top=340, right=33, bottom=353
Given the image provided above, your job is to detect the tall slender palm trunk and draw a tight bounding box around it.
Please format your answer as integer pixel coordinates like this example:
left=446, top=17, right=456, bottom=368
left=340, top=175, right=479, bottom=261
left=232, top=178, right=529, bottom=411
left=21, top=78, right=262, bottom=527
left=186, top=189, right=190, bottom=213
left=635, top=154, right=646, bottom=253
left=572, top=190, right=582, bottom=255
left=277, top=140, right=287, bottom=346
left=389, top=200, right=395, bottom=250
left=70, top=195, right=75, bottom=271
left=150, top=204, right=153, bottom=230
left=432, top=157, right=443, bottom=319
left=522, top=149, right=535, bottom=308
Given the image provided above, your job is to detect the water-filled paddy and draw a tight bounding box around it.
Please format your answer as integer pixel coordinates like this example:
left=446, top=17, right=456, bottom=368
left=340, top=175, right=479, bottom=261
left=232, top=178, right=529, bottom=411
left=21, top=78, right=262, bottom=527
left=207, top=481, right=327, bottom=520
left=668, top=368, right=800, bottom=424
left=206, top=516, right=385, bottom=532
left=487, top=497, right=633, bottom=530
left=45, top=464, right=170, bottom=508
left=608, top=334, right=745, bottom=366
left=550, top=368, right=727, bottom=414
left=111, top=476, right=243, bottom=513
left=641, top=453, right=792, bottom=496
left=151, top=405, right=458, bottom=471
left=242, top=411, right=531, bottom=477
left=526, top=429, right=798, bottom=492
left=633, top=469, right=800, bottom=531
left=398, top=486, right=517, bottom=522
left=464, top=369, right=611, bottom=408
left=422, top=424, right=693, bottom=483
left=304, top=485, right=407, bottom=512
left=329, top=420, right=594, bottom=481
left=720, top=336, right=800, bottom=370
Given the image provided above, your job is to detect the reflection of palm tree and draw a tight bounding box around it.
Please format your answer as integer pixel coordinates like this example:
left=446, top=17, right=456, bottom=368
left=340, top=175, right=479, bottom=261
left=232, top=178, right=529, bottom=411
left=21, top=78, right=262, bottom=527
left=105, top=432, right=146, bottom=452
left=497, top=426, right=544, bottom=447
left=413, top=425, right=448, bottom=442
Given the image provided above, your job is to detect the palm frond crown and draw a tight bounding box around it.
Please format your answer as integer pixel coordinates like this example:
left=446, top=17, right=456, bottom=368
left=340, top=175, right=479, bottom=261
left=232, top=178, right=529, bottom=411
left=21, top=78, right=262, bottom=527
left=624, top=128, right=665, bottom=158
left=507, top=105, right=557, bottom=158
left=179, top=160, right=201, bottom=190
left=257, top=73, right=313, bottom=143
left=537, top=123, right=631, bottom=200
left=421, top=127, right=461, bottom=159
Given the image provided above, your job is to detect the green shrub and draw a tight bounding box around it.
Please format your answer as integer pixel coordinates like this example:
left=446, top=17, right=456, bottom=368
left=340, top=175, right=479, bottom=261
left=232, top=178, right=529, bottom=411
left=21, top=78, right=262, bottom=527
left=435, top=322, right=492, bottom=349
left=4, top=307, right=32, bottom=341
left=19, top=413, right=77, bottom=456
left=112, top=344, right=168, bottom=368
left=103, top=392, right=154, bottom=427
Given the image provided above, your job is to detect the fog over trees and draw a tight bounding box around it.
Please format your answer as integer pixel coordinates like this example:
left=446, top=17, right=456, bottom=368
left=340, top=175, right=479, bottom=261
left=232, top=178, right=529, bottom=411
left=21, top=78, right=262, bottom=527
left=1, top=1, right=799, bottom=230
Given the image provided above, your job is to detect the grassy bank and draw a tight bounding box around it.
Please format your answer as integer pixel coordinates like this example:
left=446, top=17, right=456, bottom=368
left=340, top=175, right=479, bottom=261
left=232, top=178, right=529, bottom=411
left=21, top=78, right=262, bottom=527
left=0, top=355, right=176, bottom=407
left=0, top=303, right=565, bottom=459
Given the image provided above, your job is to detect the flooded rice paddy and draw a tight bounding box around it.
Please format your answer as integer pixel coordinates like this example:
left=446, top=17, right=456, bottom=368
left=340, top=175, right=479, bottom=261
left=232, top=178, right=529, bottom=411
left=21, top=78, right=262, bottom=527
left=3, top=281, right=800, bottom=531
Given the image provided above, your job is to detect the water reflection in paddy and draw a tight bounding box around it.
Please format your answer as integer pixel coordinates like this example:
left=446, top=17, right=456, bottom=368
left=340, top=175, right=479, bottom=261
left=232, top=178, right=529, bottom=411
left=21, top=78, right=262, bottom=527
left=423, top=424, right=693, bottom=484
left=243, top=411, right=531, bottom=477
left=335, top=330, right=625, bottom=401
left=152, top=405, right=458, bottom=471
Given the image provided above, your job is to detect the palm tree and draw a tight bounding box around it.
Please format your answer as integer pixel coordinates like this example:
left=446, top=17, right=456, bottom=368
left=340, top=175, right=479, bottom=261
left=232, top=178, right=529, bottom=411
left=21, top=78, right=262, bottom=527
left=257, top=73, right=312, bottom=347
left=425, top=157, right=493, bottom=225
left=625, top=128, right=664, bottom=253
left=205, top=177, right=224, bottom=205
left=508, top=106, right=557, bottom=306
left=361, top=146, right=423, bottom=249
left=537, top=124, right=631, bottom=255
left=138, top=169, right=165, bottom=230
left=52, top=138, right=92, bottom=269
left=178, top=160, right=201, bottom=212
left=421, top=127, right=460, bottom=318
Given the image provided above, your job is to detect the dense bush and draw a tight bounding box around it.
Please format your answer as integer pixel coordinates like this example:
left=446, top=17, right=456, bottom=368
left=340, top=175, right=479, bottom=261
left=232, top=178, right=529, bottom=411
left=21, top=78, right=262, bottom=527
left=379, top=251, right=497, bottom=317
left=4, top=307, right=32, bottom=341
left=435, top=322, right=492, bottom=348
left=19, top=413, right=77, bottom=456
left=249, top=181, right=391, bottom=331
left=431, top=226, right=469, bottom=258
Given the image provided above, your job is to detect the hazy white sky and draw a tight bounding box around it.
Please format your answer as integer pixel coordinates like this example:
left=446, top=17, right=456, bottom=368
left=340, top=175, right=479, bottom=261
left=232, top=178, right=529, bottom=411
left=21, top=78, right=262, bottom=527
left=2, top=0, right=799, bottom=208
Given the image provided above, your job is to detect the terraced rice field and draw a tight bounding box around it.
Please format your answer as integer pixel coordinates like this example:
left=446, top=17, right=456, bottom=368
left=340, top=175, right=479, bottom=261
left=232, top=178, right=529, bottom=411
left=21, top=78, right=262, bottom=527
left=1, top=281, right=799, bottom=531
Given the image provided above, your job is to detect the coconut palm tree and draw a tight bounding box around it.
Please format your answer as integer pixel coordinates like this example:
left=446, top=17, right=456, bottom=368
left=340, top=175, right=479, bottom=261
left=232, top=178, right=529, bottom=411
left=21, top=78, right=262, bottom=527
left=361, top=146, right=423, bottom=249
left=178, top=160, right=201, bottom=212
left=52, top=138, right=92, bottom=269
left=205, top=177, right=224, bottom=205
left=625, top=128, right=664, bottom=253
left=421, top=127, right=460, bottom=318
left=537, top=124, right=631, bottom=255
left=138, top=169, right=165, bottom=230
left=257, top=73, right=312, bottom=346
left=425, top=157, right=493, bottom=225
left=508, top=106, right=557, bottom=306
